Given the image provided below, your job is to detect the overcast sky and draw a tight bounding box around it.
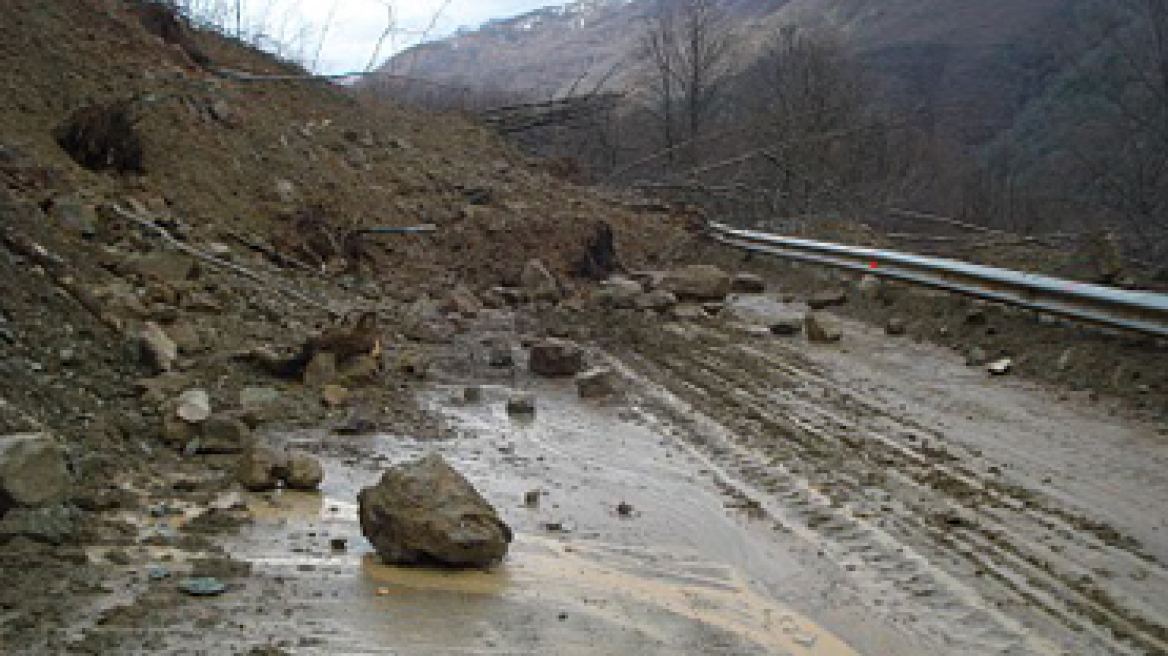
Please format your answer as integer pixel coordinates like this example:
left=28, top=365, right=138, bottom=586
left=289, top=1, right=561, bottom=73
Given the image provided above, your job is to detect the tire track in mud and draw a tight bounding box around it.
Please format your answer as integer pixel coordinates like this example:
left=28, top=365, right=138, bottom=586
left=607, top=324, right=1168, bottom=656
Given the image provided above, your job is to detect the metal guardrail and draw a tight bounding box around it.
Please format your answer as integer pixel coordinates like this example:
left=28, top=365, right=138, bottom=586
left=707, top=222, right=1168, bottom=338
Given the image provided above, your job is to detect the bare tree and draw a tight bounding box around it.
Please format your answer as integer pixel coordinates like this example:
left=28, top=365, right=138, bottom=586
left=638, top=0, right=735, bottom=171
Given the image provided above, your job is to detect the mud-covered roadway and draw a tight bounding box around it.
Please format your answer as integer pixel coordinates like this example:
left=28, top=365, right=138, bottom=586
left=61, top=294, right=1168, bottom=655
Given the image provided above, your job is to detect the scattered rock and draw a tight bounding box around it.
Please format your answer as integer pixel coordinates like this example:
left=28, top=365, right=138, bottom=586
left=770, top=318, right=803, bottom=336
left=616, top=502, right=634, bottom=517
left=302, top=352, right=338, bottom=387
left=805, top=312, right=842, bottom=343
left=670, top=305, right=708, bottom=321
left=179, top=577, right=227, bottom=597
left=284, top=451, right=324, bottom=490
left=987, top=358, right=1013, bottom=376
left=529, top=338, right=584, bottom=377
left=140, top=321, right=178, bottom=373
left=576, top=367, right=619, bottom=399
left=330, top=538, right=348, bottom=551
left=885, top=317, right=907, bottom=336
left=0, top=505, right=78, bottom=544
left=595, top=276, right=643, bottom=308
left=634, top=290, right=678, bottom=312
left=661, top=265, right=731, bottom=301
left=197, top=414, right=253, bottom=454
left=521, top=259, right=561, bottom=301
left=445, top=284, right=483, bottom=316
left=0, top=433, right=70, bottom=513
left=236, top=446, right=287, bottom=492
left=506, top=393, right=536, bottom=417
left=807, top=289, right=848, bottom=310
left=358, top=453, right=512, bottom=567
left=46, top=195, right=97, bottom=237
left=175, top=389, right=212, bottom=423
left=463, top=386, right=483, bottom=404
left=321, top=384, right=351, bottom=409
left=524, top=489, right=540, bottom=508
left=856, top=274, right=881, bottom=298
left=964, top=346, right=990, bottom=367
left=730, top=273, right=766, bottom=293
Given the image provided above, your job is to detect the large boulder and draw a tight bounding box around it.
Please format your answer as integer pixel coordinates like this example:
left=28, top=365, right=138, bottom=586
left=529, top=338, right=584, bottom=377
left=661, top=265, right=731, bottom=301
left=0, top=433, right=70, bottom=514
left=358, top=454, right=512, bottom=567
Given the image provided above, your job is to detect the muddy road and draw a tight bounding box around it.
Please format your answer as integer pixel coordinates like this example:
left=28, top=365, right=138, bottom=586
left=67, top=296, right=1167, bottom=655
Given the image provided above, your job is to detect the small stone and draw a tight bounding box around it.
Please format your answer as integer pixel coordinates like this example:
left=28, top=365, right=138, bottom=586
left=521, top=259, right=561, bottom=301
left=633, top=290, right=678, bottom=312
left=197, top=414, right=253, bottom=454
left=330, top=538, right=348, bottom=551
left=236, top=446, right=287, bottom=492
left=303, top=352, right=337, bottom=387
left=885, top=317, right=907, bottom=336
left=595, top=276, right=643, bottom=308
left=804, top=312, right=842, bottom=343
left=322, top=384, right=351, bottom=409
left=175, top=389, right=212, bottom=423
left=730, top=273, right=766, bottom=294
left=575, top=367, right=618, bottom=399
left=661, top=265, right=731, bottom=301
left=524, top=490, right=540, bottom=508
left=463, top=386, right=483, bottom=404
left=284, top=451, right=324, bottom=490
left=616, top=502, right=634, bottom=517
left=140, top=321, right=178, bottom=373
left=964, top=347, right=990, bottom=367
left=179, top=577, right=227, bottom=597
left=987, top=358, right=1012, bottom=376
left=529, top=339, right=584, bottom=377
left=769, top=318, right=803, bottom=336
left=807, top=289, right=848, bottom=310
left=0, top=433, right=70, bottom=512
left=487, top=346, right=514, bottom=368
left=507, top=393, right=536, bottom=417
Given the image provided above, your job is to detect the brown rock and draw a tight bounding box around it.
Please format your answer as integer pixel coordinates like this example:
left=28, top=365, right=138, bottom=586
left=730, top=273, right=766, bottom=294
left=576, top=367, right=619, bottom=399
left=807, top=289, right=848, bottom=310
left=805, top=312, right=842, bottom=343
left=521, top=259, right=561, bottom=301
left=284, top=451, right=324, bottom=490
left=661, top=265, right=731, bottom=301
left=197, top=415, right=253, bottom=454
left=236, top=446, right=287, bottom=492
left=303, top=351, right=337, bottom=387
left=322, top=385, right=351, bottom=408
left=139, top=321, right=177, bottom=373
left=0, top=433, right=70, bottom=513
left=358, top=454, right=512, bottom=567
left=529, top=338, right=584, bottom=377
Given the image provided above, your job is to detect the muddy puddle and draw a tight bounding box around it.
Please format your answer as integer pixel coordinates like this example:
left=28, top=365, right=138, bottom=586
left=219, top=383, right=878, bottom=655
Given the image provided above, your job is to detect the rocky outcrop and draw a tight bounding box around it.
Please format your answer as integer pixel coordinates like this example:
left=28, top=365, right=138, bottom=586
left=661, top=265, right=731, bottom=301
left=529, top=338, right=584, bottom=377
left=0, top=433, right=70, bottom=514
left=358, top=454, right=512, bottom=567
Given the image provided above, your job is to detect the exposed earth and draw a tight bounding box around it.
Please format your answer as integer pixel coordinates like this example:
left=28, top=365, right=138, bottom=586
left=0, top=2, right=1165, bottom=656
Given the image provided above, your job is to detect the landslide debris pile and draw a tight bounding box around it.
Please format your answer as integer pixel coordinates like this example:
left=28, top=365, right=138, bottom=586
left=0, top=0, right=687, bottom=649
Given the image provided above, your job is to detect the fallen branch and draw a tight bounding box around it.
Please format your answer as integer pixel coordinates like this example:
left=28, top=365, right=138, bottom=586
left=110, top=205, right=336, bottom=316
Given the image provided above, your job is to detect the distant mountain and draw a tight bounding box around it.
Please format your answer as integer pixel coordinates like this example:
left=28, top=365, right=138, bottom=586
left=376, top=0, right=1079, bottom=141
